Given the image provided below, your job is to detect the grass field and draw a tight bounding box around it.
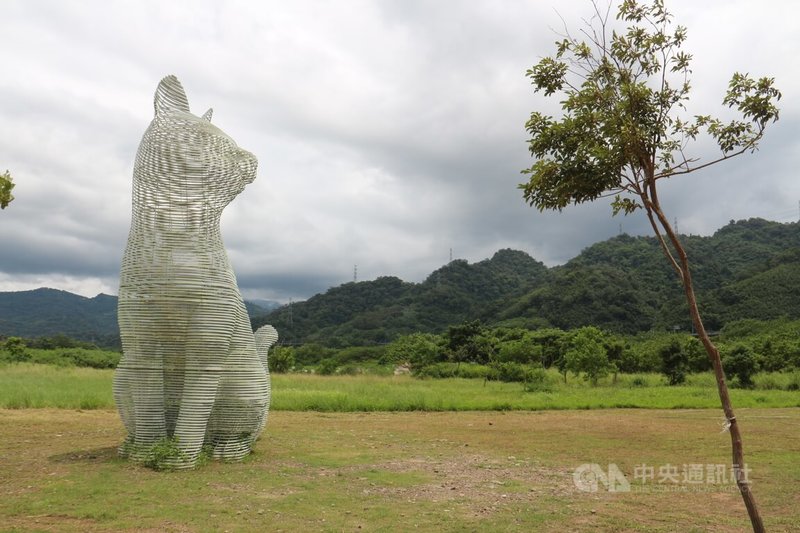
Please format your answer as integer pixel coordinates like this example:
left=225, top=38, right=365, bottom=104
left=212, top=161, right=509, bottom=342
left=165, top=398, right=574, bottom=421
left=1, top=364, right=798, bottom=411
left=1, top=408, right=798, bottom=532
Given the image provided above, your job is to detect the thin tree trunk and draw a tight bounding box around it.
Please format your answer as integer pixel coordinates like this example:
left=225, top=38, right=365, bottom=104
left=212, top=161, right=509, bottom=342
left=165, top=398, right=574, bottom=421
left=646, top=198, right=765, bottom=532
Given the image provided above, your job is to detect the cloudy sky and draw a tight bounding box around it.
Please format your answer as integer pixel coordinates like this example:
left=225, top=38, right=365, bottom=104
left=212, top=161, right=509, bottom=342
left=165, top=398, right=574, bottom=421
left=2, top=0, right=798, bottom=303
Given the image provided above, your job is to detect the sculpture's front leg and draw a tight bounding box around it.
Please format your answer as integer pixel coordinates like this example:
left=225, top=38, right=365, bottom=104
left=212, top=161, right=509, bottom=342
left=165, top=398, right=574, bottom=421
left=114, top=296, right=168, bottom=460
left=169, top=302, right=236, bottom=468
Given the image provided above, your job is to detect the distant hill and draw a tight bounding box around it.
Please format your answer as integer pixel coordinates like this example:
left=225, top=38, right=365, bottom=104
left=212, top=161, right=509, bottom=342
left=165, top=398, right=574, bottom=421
left=0, top=289, right=276, bottom=348
left=3, top=218, right=798, bottom=347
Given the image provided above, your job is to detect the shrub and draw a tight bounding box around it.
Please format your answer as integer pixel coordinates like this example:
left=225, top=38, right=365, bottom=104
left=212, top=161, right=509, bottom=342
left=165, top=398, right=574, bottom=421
left=722, top=345, right=759, bottom=388
left=659, top=340, right=689, bottom=385
left=336, top=345, right=387, bottom=364
left=495, top=338, right=540, bottom=364
left=685, top=337, right=711, bottom=372
left=489, top=362, right=528, bottom=383
left=522, top=366, right=553, bottom=392
left=269, top=346, right=295, bottom=373
left=413, top=362, right=492, bottom=380
left=385, top=333, right=442, bottom=368
left=338, top=364, right=361, bottom=376
left=143, top=437, right=186, bottom=471
left=294, top=344, right=337, bottom=366
left=4, top=337, right=30, bottom=363
left=61, top=348, right=120, bottom=369
left=317, top=358, right=338, bottom=376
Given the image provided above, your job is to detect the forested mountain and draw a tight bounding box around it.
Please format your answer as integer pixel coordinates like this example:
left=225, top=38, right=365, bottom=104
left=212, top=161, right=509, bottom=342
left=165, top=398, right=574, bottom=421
left=2, top=219, right=798, bottom=346
left=255, top=218, right=800, bottom=344
left=0, top=288, right=120, bottom=346
left=255, top=249, right=548, bottom=345
left=0, top=289, right=275, bottom=348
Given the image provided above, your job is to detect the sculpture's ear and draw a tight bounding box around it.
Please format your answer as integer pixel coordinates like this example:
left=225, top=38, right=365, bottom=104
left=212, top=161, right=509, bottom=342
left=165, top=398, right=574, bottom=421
left=201, top=108, right=213, bottom=122
left=154, top=75, right=190, bottom=116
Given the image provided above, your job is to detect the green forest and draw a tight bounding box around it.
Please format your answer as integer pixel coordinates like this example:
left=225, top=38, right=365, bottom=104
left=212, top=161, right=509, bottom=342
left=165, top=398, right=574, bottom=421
left=254, top=218, right=800, bottom=345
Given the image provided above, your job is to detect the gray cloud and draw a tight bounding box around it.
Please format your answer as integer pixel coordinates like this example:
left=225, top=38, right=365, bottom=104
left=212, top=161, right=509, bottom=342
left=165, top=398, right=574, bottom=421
left=2, top=0, right=798, bottom=303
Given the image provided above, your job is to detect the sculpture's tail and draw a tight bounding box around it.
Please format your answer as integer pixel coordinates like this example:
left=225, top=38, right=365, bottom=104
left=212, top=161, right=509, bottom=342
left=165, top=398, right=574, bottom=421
left=254, top=325, right=279, bottom=374
left=254, top=325, right=278, bottom=437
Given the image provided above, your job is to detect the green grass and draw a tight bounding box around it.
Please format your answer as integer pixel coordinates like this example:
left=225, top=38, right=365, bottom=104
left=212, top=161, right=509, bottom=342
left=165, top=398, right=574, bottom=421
left=271, top=373, right=800, bottom=411
left=1, top=409, right=799, bottom=532
left=1, top=363, right=798, bottom=411
left=0, top=364, right=114, bottom=409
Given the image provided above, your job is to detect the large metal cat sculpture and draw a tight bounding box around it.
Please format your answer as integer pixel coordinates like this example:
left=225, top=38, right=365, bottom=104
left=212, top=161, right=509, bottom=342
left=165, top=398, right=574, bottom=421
left=114, top=75, right=276, bottom=468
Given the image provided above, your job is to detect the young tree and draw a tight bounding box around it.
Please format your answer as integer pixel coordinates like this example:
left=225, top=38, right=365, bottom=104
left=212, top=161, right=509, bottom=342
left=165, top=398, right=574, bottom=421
left=520, top=1, right=779, bottom=529
left=563, top=326, right=612, bottom=385
left=385, top=332, right=442, bottom=369
left=0, top=170, right=14, bottom=209
left=445, top=320, right=496, bottom=365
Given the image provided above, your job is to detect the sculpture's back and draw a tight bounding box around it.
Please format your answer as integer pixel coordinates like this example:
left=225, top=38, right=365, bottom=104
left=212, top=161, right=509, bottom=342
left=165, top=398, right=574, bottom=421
left=113, top=75, right=272, bottom=468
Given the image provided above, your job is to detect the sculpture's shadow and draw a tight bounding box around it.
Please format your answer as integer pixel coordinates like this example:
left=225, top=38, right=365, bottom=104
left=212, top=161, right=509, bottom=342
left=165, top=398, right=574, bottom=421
left=49, top=446, right=119, bottom=464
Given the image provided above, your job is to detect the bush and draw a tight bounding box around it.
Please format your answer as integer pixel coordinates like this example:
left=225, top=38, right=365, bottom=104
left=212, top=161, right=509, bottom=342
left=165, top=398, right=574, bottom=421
left=317, top=358, right=338, bottom=376
left=495, top=338, right=540, bottom=364
left=522, top=366, right=554, bottom=392
left=336, top=345, right=387, bottom=364
left=685, top=337, right=711, bottom=372
left=384, top=333, right=442, bottom=368
left=4, top=337, right=30, bottom=362
left=413, top=362, right=492, bottom=380
left=269, top=346, right=295, bottom=373
left=294, top=344, right=337, bottom=366
left=143, top=437, right=186, bottom=471
left=659, top=340, right=688, bottom=385
left=489, top=362, right=528, bottom=383
left=338, top=364, right=362, bottom=376
left=60, top=348, right=120, bottom=369
left=722, top=345, right=759, bottom=388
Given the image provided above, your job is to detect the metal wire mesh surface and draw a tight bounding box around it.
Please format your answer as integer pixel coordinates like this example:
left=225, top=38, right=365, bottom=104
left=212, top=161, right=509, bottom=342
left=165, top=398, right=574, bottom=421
left=113, top=75, right=274, bottom=468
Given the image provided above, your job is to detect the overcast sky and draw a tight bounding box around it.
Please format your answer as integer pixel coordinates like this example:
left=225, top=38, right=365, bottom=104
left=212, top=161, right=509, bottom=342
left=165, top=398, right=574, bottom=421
left=2, top=0, right=798, bottom=303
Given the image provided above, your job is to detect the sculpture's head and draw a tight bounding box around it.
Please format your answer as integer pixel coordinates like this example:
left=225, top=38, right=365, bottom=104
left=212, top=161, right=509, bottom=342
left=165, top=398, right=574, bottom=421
left=134, top=75, right=257, bottom=213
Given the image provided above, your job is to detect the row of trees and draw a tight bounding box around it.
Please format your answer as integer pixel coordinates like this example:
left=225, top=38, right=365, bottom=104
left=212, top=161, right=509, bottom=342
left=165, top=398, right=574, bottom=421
left=382, top=320, right=784, bottom=387
left=6, top=318, right=798, bottom=386
left=260, top=318, right=800, bottom=389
